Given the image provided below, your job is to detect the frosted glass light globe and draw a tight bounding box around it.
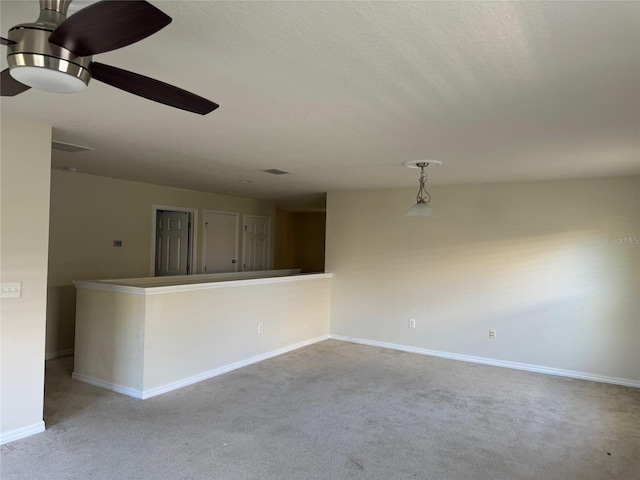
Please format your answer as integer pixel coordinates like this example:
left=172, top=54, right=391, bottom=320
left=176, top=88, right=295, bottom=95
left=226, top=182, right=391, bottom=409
left=10, top=65, right=87, bottom=94
left=404, top=202, right=436, bottom=217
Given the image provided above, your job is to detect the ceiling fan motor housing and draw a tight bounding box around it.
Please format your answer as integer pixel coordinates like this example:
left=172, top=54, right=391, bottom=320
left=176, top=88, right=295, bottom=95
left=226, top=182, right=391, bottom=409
left=3, top=0, right=218, bottom=114
left=6, top=0, right=92, bottom=93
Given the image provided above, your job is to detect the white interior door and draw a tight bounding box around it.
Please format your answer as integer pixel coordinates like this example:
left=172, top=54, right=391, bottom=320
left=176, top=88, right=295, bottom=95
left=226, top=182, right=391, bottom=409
left=203, top=211, right=238, bottom=273
left=155, top=210, right=191, bottom=276
left=242, top=215, right=271, bottom=271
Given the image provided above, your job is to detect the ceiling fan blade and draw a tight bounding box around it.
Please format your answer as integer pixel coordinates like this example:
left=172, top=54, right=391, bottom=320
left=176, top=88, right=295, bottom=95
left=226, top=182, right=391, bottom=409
left=1, top=37, right=15, bottom=46
left=90, top=62, right=219, bottom=115
left=49, top=0, right=171, bottom=57
left=1, top=69, right=30, bottom=97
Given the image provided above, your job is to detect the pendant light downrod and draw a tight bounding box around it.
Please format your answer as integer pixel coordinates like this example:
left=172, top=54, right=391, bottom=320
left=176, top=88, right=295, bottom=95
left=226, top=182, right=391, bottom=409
left=415, top=162, right=431, bottom=205
left=402, top=160, right=442, bottom=217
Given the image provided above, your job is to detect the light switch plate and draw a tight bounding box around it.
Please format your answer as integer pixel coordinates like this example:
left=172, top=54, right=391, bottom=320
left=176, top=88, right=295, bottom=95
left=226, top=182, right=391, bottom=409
left=1, top=282, right=22, bottom=298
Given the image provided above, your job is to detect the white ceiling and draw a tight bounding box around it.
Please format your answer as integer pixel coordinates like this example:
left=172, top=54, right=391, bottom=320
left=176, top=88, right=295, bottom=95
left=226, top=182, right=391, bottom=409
left=1, top=0, right=638, bottom=206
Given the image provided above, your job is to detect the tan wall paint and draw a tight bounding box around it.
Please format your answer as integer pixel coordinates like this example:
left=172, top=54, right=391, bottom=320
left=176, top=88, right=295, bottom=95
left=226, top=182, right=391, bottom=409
left=0, top=117, right=52, bottom=443
left=143, top=276, right=331, bottom=391
left=47, top=170, right=275, bottom=357
left=274, top=211, right=296, bottom=269
left=293, top=212, right=326, bottom=273
left=326, top=177, right=640, bottom=382
left=72, top=275, right=332, bottom=396
left=74, top=289, right=146, bottom=391
left=274, top=211, right=326, bottom=273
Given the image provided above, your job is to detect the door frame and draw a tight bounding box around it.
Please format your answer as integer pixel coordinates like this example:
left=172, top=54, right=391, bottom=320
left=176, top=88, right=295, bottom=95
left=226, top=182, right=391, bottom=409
left=242, top=214, right=272, bottom=271
left=202, top=209, right=240, bottom=273
left=150, top=205, right=198, bottom=276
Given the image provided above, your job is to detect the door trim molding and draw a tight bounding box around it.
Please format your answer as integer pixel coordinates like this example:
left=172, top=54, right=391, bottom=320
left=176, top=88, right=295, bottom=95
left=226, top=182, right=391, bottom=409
left=202, top=210, right=240, bottom=274
left=150, top=205, right=198, bottom=276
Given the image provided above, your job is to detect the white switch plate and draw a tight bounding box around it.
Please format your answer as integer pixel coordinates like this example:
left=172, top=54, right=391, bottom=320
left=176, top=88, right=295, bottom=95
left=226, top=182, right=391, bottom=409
left=1, top=282, right=22, bottom=298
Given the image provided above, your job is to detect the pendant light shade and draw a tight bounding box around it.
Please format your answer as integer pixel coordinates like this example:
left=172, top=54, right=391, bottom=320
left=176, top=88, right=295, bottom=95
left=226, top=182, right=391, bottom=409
left=405, top=200, right=436, bottom=217
left=403, top=160, right=442, bottom=217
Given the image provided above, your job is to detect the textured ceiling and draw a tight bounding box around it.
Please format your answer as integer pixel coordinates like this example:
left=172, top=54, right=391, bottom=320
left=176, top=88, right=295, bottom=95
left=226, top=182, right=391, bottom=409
left=1, top=1, right=638, bottom=204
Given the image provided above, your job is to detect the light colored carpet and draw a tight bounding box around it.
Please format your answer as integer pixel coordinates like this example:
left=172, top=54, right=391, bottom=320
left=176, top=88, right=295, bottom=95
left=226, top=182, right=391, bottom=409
left=1, top=339, right=639, bottom=479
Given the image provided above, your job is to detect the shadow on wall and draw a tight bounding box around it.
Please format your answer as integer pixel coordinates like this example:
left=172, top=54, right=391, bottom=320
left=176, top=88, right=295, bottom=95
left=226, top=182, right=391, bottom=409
left=274, top=211, right=326, bottom=273
left=46, top=285, right=77, bottom=358
left=329, top=217, right=640, bottom=379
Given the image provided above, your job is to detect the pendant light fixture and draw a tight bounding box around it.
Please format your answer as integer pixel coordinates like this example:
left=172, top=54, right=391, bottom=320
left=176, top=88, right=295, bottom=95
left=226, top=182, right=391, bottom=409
left=403, top=160, right=442, bottom=217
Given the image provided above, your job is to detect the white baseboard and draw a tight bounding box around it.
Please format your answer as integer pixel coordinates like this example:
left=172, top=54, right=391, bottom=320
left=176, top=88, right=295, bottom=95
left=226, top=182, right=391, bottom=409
left=0, top=421, right=45, bottom=445
left=329, top=335, right=640, bottom=389
left=72, top=334, right=331, bottom=400
left=71, top=372, right=143, bottom=399
left=45, top=348, right=74, bottom=360
left=141, top=334, right=331, bottom=399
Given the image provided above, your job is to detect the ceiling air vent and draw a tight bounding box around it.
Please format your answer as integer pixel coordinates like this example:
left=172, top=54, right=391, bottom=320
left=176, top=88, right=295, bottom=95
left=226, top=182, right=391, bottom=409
left=52, top=141, right=94, bottom=153
left=261, top=168, right=290, bottom=175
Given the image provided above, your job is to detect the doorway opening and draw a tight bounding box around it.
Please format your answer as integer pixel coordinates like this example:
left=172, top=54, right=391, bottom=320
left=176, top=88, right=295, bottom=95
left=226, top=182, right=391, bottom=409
left=151, top=206, right=197, bottom=276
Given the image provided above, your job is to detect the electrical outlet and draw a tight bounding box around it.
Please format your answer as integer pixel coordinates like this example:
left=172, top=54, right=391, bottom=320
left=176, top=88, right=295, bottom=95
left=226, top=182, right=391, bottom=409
left=409, top=318, right=416, bottom=329
left=489, top=329, right=496, bottom=339
left=258, top=323, right=264, bottom=334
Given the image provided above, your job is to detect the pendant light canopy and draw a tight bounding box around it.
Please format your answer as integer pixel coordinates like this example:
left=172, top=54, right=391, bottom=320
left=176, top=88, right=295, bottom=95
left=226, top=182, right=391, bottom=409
left=403, top=160, right=442, bottom=217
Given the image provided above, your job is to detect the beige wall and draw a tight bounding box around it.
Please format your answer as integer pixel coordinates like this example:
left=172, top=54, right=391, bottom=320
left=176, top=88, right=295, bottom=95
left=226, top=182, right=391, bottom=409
left=47, top=170, right=275, bottom=357
left=274, top=211, right=326, bottom=273
left=294, top=212, right=326, bottom=273
left=0, top=117, right=52, bottom=443
left=143, top=275, right=331, bottom=393
left=326, top=176, right=640, bottom=383
left=73, top=274, right=332, bottom=397
left=274, top=211, right=296, bottom=269
left=74, top=289, right=146, bottom=391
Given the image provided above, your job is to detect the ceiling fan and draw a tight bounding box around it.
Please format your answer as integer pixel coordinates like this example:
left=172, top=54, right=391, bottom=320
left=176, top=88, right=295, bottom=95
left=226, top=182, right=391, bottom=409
left=1, top=0, right=218, bottom=115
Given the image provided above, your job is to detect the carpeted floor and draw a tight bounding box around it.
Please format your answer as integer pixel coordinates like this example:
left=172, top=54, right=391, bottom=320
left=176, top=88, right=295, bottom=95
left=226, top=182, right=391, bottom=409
left=1, top=339, right=639, bottom=479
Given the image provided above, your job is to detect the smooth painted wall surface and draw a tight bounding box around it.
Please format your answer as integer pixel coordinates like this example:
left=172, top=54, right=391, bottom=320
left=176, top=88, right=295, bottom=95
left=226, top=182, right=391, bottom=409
left=74, top=289, right=146, bottom=391
left=274, top=211, right=326, bottom=273
left=274, top=211, right=296, bottom=269
left=72, top=274, right=332, bottom=397
left=326, top=176, right=640, bottom=383
left=0, top=117, right=51, bottom=443
left=143, top=275, right=332, bottom=391
left=293, top=212, right=326, bottom=273
left=47, top=170, right=275, bottom=357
